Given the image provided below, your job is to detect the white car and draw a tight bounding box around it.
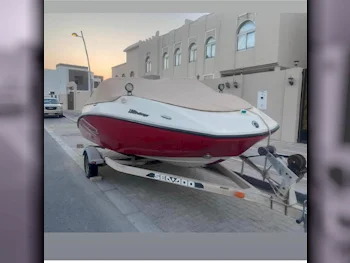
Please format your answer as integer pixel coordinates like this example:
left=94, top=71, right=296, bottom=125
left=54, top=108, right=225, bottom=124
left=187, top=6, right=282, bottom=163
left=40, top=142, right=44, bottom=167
left=44, top=97, right=63, bottom=118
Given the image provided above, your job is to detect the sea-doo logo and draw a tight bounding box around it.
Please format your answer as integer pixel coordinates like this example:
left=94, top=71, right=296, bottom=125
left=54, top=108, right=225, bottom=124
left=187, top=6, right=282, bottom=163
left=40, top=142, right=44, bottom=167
left=128, top=109, right=149, bottom=117
left=146, top=173, right=204, bottom=189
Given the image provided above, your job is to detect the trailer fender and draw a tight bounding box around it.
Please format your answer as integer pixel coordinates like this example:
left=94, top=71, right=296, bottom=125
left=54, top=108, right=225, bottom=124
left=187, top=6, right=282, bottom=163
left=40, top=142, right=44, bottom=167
left=83, top=146, right=105, bottom=166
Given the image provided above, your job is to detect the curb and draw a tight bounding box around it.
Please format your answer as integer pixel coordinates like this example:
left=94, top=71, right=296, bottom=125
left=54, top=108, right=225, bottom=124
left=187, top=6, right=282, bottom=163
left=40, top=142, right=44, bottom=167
left=63, top=115, right=78, bottom=123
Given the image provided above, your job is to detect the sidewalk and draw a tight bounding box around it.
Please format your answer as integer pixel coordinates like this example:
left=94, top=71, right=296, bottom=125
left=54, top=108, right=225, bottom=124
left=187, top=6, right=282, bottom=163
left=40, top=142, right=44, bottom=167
left=63, top=110, right=307, bottom=201
left=63, top=110, right=81, bottom=122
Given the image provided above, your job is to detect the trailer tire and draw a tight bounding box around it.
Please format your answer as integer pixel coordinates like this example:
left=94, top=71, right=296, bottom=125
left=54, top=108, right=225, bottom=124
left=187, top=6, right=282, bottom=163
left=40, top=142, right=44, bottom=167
left=84, top=153, right=98, bottom=178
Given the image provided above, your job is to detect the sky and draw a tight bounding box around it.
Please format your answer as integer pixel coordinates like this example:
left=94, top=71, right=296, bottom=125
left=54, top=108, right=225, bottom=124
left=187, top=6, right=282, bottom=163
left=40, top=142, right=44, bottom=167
left=44, top=13, right=208, bottom=80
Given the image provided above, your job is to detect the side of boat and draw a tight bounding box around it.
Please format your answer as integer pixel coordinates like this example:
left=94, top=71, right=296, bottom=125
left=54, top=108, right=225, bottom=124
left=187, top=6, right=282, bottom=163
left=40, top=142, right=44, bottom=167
left=77, top=95, right=279, bottom=167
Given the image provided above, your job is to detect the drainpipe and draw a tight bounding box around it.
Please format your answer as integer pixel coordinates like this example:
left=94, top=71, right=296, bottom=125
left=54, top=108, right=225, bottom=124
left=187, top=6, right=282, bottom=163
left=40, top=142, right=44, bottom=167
left=240, top=69, right=244, bottom=98
left=74, top=83, right=77, bottom=111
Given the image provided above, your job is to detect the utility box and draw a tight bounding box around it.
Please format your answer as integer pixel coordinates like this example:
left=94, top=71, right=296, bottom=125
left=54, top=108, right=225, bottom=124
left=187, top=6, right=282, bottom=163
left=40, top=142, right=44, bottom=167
left=257, top=90, right=267, bottom=110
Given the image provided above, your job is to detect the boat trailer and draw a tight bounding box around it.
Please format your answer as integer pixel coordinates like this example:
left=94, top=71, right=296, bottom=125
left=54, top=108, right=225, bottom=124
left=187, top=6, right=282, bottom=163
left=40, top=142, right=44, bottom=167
left=82, top=144, right=307, bottom=232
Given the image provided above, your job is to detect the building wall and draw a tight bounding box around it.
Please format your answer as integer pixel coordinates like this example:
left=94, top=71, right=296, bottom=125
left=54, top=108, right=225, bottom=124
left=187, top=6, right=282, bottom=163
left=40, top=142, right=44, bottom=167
left=126, top=48, right=139, bottom=77
left=215, top=12, right=287, bottom=73
left=55, top=66, right=69, bottom=94
left=75, top=91, right=91, bottom=111
left=112, top=63, right=127, bottom=78
left=201, top=67, right=304, bottom=142
left=55, top=66, right=78, bottom=94
left=241, top=69, right=286, bottom=140
left=68, top=69, right=89, bottom=91
left=139, top=36, right=160, bottom=77
left=160, top=30, right=174, bottom=78
left=113, top=13, right=306, bottom=80
left=278, top=13, right=308, bottom=68
left=44, top=69, right=60, bottom=95
left=235, top=13, right=281, bottom=69
left=58, top=88, right=90, bottom=111
left=45, top=64, right=94, bottom=96
left=158, top=14, right=221, bottom=79
left=112, top=47, right=141, bottom=78
left=94, top=76, right=103, bottom=89
left=58, top=94, right=68, bottom=110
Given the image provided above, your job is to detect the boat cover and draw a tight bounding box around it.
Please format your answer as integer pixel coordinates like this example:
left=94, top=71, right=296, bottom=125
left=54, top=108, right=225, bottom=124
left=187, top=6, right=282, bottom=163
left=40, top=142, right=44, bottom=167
left=85, top=77, right=253, bottom=112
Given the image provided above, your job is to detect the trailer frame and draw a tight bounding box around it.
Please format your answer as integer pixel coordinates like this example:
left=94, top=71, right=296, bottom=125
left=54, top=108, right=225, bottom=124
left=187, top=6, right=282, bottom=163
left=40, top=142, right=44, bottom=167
left=82, top=144, right=307, bottom=232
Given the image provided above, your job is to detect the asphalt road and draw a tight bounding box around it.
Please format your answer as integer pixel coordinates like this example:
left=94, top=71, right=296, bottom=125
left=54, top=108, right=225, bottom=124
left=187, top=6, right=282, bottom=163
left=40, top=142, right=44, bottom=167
left=0, top=115, right=30, bottom=262
left=44, top=126, right=138, bottom=232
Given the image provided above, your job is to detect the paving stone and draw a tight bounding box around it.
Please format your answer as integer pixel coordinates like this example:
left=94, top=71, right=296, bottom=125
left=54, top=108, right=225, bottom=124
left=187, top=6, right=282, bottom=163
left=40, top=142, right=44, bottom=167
left=126, top=212, right=163, bottom=232
left=89, top=176, right=102, bottom=182
left=95, top=179, right=118, bottom=192
left=104, top=189, right=139, bottom=215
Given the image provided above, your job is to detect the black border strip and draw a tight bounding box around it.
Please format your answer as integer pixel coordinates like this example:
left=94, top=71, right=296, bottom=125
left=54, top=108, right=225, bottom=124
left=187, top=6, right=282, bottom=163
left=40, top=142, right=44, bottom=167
left=76, top=113, right=280, bottom=139
left=344, top=50, right=350, bottom=143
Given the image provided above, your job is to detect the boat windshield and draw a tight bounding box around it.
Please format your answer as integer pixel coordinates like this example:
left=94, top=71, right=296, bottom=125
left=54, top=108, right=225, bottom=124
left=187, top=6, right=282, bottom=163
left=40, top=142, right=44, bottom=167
left=44, top=98, right=59, bottom=104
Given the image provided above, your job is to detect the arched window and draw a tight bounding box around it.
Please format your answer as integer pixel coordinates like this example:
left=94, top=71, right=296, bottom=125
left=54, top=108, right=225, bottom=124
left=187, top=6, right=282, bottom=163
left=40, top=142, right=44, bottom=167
left=122, top=73, right=125, bottom=77
left=163, top=52, right=169, bottom=69
left=174, top=48, right=181, bottom=66
left=205, top=37, right=216, bottom=59
left=145, top=56, right=151, bottom=73
left=237, top=20, right=256, bottom=51
left=130, top=71, right=134, bottom=77
left=115, top=74, right=119, bottom=77
left=189, top=43, right=197, bottom=62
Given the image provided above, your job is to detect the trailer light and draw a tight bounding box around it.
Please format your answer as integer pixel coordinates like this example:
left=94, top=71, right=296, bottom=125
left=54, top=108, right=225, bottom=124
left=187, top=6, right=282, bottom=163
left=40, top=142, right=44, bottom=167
left=234, top=191, right=245, bottom=199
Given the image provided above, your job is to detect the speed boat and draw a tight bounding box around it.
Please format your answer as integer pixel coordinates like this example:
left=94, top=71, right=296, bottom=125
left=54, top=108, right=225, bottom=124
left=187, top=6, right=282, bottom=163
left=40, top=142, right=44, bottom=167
left=77, top=77, right=279, bottom=167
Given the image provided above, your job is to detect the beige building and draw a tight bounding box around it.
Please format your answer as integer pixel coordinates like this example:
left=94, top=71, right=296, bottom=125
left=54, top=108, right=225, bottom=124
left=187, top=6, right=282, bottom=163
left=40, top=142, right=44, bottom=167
left=112, top=13, right=307, bottom=143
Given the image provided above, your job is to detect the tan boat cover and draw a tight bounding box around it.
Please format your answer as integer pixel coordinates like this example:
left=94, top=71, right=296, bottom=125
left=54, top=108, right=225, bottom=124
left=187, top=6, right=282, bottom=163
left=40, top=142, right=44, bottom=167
left=85, top=77, right=253, bottom=112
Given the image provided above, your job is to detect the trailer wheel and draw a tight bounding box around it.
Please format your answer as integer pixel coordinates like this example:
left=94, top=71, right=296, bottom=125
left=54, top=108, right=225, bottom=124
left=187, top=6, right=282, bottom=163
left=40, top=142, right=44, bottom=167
left=84, top=153, right=98, bottom=178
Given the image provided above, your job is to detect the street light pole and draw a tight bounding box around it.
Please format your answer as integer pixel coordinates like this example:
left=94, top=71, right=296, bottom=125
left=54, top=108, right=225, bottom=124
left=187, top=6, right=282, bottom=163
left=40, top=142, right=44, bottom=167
left=72, top=31, right=93, bottom=96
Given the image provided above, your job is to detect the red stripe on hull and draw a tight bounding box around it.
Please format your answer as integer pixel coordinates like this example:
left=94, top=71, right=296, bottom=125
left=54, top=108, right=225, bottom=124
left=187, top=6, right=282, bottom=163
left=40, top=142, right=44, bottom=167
left=78, top=115, right=271, bottom=158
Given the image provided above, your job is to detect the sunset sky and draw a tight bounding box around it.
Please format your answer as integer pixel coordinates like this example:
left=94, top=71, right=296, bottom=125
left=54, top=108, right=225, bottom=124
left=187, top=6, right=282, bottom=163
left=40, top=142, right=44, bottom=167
left=44, top=13, right=208, bottom=80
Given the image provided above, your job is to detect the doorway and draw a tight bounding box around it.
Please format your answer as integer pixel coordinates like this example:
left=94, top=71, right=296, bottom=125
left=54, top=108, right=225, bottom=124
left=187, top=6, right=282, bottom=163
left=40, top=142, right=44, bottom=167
left=67, top=92, right=74, bottom=110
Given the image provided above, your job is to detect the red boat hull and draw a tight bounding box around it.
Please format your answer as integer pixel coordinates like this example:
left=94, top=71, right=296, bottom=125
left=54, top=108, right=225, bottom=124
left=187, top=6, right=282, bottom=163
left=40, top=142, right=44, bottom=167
left=78, top=115, right=276, bottom=158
